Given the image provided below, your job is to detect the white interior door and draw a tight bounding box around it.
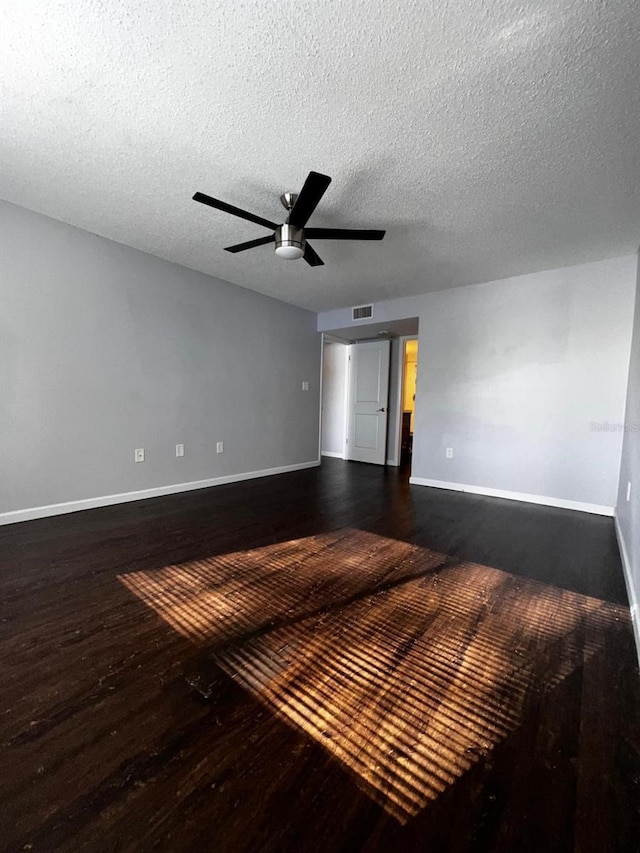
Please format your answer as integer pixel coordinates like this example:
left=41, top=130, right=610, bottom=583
left=347, top=340, right=390, bottom=464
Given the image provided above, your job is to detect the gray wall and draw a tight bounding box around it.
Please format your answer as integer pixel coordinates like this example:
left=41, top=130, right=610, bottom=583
left=321, top=340, right=347, bottom=456
left=1, top=201, right=321, bottom=516
left=319, top=256, right=637, bottom=509
left=616, top=253, right=640, bottom=622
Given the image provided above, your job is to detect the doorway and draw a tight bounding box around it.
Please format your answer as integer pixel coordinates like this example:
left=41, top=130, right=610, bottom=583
left=399, top=338, right=418, bottom=467
left=319, top=319, right=419, bottom=470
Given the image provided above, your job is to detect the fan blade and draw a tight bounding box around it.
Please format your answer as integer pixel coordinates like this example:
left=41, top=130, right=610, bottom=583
left=224, top=234, right=275, bottom=253
left=304, top=228, right=386, bottom=240
left=303, top=242, right=324, bottom=267
left=193, top=192, right=277, bottom=230
left=288, top=172, right=332, bottom=228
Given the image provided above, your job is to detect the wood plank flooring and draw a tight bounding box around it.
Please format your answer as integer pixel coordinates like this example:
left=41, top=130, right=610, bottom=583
left=1, top=459, right=639, bottom=851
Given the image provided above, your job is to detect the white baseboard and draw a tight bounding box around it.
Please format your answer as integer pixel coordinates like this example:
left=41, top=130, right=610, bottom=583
left=408, top=477, right=614, bottom=516
left=615, top=516, right=640, bottom=672
left=321, top=451, right=345, bottom=459
left=0, top=460, right=321, bottom=526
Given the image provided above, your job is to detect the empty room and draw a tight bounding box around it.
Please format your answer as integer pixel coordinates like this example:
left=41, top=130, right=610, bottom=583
left=1, top=2, right=639, bottom=851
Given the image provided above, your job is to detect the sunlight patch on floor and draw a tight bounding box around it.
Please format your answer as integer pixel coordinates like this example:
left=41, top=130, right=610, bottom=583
left=119, top=529, right=628, bottom=822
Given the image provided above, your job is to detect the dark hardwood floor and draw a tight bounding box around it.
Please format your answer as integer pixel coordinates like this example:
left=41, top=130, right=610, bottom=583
left=1, top=459, right=639, bottom=852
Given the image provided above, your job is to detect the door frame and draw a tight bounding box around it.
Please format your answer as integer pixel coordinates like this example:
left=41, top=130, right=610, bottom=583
left=318, top=333, right=325, bottom=463
left=390, top=335, right=419, bottom=467
left=342, top=343, right=351, bottom=459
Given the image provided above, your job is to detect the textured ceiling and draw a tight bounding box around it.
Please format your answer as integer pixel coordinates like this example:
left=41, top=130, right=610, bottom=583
left=2, top=1, right=639, bottom=313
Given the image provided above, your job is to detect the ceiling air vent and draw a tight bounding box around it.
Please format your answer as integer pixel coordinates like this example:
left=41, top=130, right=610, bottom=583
left=352, top=304, right=373, bottom=321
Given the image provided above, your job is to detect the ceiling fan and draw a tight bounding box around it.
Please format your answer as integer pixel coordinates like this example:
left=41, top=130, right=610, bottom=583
left=193, top=171, right=385, bottom=267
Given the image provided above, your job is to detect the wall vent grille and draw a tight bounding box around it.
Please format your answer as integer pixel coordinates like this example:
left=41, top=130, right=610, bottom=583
left=352, top=305, right=373, bottom=321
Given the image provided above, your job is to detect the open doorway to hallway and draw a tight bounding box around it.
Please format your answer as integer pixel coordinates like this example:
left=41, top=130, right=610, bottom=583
left=400, top=338, right=418, bottom=467
left=320, top=318, right=419, bottom=474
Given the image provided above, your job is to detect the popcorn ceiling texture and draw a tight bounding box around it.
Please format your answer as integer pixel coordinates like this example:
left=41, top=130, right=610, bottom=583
left=1, top=0, right=639, bottom=312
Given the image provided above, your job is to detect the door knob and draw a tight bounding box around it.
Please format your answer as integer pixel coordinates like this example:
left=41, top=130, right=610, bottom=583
left=376, top=407, right=386, bottom=412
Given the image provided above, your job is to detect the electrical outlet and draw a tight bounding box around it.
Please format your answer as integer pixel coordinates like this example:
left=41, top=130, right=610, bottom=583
left=216, top=441, right=224, bottom=454
left=176, top=443, right=184, bottom=457
left=627, top=481, right=632, bottom=502
left=446, top=447, right=453, bottom=459
left=302, top=381, right=309, bottom=391
left=134, top=448, right=145, bottom=463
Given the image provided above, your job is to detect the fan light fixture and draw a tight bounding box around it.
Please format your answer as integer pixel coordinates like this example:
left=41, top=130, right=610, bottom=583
left=275, top=246, right=304, bottom=260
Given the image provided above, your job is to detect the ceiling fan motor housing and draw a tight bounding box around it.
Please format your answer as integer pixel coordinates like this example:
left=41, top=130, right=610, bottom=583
left=275, top=223, right=305, bottom=259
